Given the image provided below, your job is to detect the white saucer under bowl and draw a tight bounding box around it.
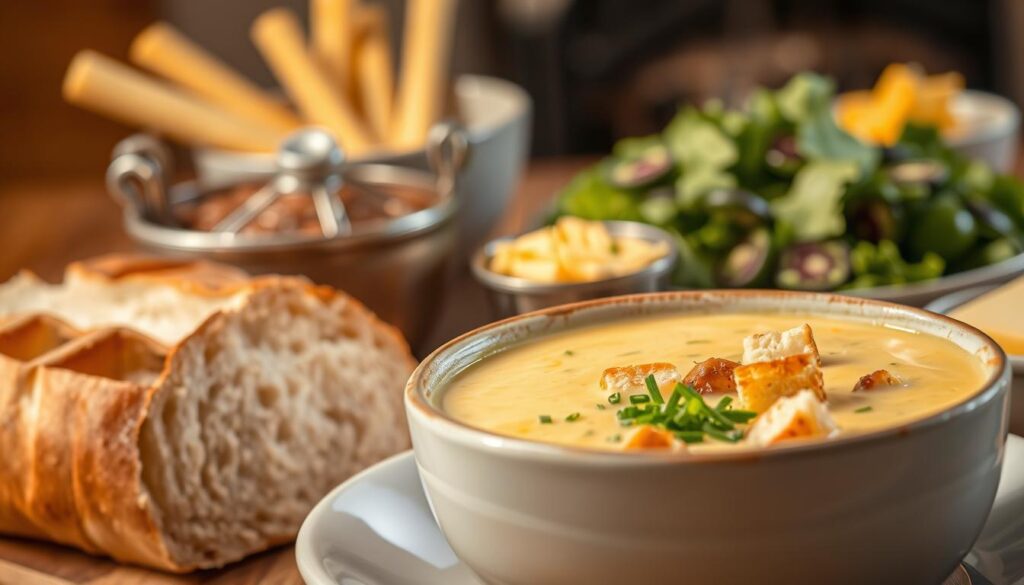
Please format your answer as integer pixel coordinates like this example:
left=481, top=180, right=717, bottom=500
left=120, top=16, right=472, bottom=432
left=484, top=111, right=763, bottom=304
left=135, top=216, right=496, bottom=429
left=297, top=436, right=1024, bottom=585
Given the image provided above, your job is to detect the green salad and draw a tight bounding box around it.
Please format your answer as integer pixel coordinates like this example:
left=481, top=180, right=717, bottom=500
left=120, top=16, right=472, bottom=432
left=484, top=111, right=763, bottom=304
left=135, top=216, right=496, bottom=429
left=554, top=73, right=1024, bottom=290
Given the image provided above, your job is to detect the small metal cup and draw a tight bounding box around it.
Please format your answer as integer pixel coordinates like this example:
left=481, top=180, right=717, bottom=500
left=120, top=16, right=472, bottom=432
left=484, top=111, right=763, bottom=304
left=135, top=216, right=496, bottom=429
left=471, top=221, right=678, bottom=318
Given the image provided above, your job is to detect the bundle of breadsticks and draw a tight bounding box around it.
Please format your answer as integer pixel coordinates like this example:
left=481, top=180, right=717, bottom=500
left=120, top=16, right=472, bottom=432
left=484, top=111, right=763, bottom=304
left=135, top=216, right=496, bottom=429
left=62, top=0, right=459, bottom=156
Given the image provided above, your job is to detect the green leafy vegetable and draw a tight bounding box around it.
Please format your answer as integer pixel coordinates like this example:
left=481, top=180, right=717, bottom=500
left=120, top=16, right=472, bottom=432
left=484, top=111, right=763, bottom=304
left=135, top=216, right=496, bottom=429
left=557, top=166, right=642, bottom=221
left=775, top=72, right=834, bottom=124
left=846, top=240, right=945, bottom=289
left=987, top=175, right=1024, bottom=229
left=797, top=107, right=879, bottom=176
left=668, top=228, right=717, bottom=288
left=549, top=71, right=1024, bottom=292
left=772, top=160, right=860, bottom=241
left=639, top=196, right=678, bottom=225
left=613, top=135, right=664, bottom=159
left=665, top=107, right=738, bottom=208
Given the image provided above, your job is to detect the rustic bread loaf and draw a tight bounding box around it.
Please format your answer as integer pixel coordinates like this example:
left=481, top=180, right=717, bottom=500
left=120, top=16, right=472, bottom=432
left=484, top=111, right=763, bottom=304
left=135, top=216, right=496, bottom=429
left=0, top=255, right=416, bottom=571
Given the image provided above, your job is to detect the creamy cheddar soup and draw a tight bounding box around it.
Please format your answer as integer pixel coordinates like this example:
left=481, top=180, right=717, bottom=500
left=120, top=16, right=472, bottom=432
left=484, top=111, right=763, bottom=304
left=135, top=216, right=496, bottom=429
left=442, top=313, right=987, bottom=451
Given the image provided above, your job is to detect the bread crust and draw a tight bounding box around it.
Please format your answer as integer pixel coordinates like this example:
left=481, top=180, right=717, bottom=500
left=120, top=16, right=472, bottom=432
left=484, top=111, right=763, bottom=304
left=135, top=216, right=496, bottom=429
left=0, top=255, right=416, bottom=572
left=734, top=353, right=826, bottom=413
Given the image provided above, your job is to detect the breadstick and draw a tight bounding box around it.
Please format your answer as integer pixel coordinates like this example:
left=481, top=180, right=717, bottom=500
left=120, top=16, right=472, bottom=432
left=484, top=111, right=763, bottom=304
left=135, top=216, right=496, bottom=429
left=311, top=0, right=354, bottom=94
left=391, top=0, right=459, bottom=149
left=130, top=22, right=300, bottom=133
left=252, top=8, right=374, bottom=154
left=354, top=7, right=394, bottom=140
left=63, top=50, right=282, bottom=152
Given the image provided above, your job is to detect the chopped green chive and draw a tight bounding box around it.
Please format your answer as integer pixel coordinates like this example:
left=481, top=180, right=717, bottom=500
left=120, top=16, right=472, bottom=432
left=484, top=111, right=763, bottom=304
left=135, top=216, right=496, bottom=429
left=604, top=381, right=756, bottom=444
left=608, top=392, right=622, bottom=404
left=617, top=406, right=642, bottom=420
left=715, top=395, right=734, bottom=411
left=721, top=409, right=757, bottom=423
left=644, top=374, right=665, bottom=404
left=854, top=406, right=873, bottom=413
left=666, top=387, right=683, bottom=411
left=538, top=415, right=553, bottom=424
left=607, top=434, right=622, bottom=443
left=596, top=403, right=606, bottom=410
left=675, top=430, right=705, bottom=444
left=564, top=350, right=575, bottom=356
left=565, top=412, right=581, bottom=422
left=686, top=339, right=711, bottom=345
left=702, top=423, right=742, bottom=443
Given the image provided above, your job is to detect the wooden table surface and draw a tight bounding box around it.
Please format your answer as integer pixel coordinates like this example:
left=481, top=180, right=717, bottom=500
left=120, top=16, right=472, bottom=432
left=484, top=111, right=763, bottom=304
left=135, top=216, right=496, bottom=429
left=0, top=157, right=593, bottom=585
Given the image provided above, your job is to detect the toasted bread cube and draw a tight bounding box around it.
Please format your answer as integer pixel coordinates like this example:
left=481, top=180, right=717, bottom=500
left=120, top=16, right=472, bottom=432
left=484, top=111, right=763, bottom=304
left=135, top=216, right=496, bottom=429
left=742, top=323, right=821, bottom=366
left=734, top=354, right=825, bottom=413
left=600, top=363, right=681, bottom=397
left=746, top=390, right=838, bottom=446
left=682, top=357, right=739, bottom=395
left=852, top=369, right=903, bottom=392
left=623, top=425, right=675, bottom=450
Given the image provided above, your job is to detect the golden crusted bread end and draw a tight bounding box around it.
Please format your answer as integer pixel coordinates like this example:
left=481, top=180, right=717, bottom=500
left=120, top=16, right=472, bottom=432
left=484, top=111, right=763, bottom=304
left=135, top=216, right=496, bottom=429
left=66, top=254, right=251, bottom=297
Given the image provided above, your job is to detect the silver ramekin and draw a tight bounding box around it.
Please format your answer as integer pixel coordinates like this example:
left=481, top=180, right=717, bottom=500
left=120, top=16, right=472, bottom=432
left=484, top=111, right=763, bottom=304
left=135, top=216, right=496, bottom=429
left=470, top=221, right=678, bottom=318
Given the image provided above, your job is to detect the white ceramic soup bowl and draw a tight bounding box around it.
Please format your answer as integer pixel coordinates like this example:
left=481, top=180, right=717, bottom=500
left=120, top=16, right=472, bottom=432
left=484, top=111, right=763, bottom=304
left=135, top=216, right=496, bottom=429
left=405, top=291, right=1011, bottom=585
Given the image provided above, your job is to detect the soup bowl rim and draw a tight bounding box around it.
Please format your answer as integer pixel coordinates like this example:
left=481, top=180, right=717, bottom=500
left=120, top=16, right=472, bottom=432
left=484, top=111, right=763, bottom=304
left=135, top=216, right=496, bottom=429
left=405, top=289, right=1009, bottom=464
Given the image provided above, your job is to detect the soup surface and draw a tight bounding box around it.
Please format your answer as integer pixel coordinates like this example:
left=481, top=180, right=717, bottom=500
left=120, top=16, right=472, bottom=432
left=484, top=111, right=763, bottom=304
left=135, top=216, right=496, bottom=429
left=442, top=313, right=987, bottom=452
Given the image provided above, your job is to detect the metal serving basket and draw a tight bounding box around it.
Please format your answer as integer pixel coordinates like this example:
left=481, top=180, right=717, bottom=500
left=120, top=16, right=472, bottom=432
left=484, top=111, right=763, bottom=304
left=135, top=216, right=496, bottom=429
left=106, top=125, right=468, bottom=354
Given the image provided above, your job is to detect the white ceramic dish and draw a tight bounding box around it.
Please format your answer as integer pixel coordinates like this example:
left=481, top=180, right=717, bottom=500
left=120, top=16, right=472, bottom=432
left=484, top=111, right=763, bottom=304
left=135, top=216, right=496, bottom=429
left=296, top=436, right=1024, bottom=585
left=403, top=291, right=1010, bottom=585
left=927, top=285, right=1024, bottom=433
left=193, top=75, right=532, bottom=252
left=946, top=89, right=1021, bottom=174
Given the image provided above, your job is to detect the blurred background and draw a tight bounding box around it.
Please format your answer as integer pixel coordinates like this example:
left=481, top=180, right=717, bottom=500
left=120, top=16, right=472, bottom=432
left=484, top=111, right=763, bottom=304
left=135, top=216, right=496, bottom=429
left=3, top=0, right=1021, bottom=183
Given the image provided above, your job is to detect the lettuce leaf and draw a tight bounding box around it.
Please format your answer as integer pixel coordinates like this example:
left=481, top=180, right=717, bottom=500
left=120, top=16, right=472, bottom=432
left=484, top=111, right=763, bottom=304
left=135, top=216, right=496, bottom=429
left=556, top=165, right=642, bottom=221
left=797, top=107, right=879, bottom=176
left=775, top=72, right=834, bottom=124
left=771, top=160, right=860, bottom=242
left=846, top=240, right=945, bottom=289
left=664, top=107, right=738, bottom=208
